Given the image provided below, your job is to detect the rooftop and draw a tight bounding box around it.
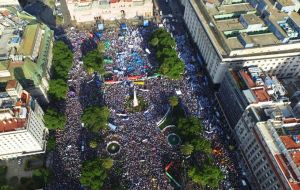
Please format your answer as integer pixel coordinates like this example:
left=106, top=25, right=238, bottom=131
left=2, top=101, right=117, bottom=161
left=21, top=24, right=39, bottom=56
left=232, top=66, right=288, bottom=104
left=256, top=118, right=300, bottom=189
left=190, top=0, right=300, bottom=57
left=0, top=80, right=33, bottom=134
left=5, top=79, right=17, bottom=90
left=241, top=14, right=263, bottom=25
left=281, top=135, right=300, bottom=149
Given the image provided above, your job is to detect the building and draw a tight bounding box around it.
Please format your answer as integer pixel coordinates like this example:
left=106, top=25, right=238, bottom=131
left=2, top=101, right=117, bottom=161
left=0, top=80, right=48, bottom=160
left=66, top=0, right=153, bottom=23
left=0, top=7, right=54, bottom=105
left=235, top=102, right=300, bottom=190
left=217, top=66, right=288, bottom=128
left=0, top=0, right=21, bottom=9
left=216, top=66, right=300, bottom=189
left=181, top=0, right=300, bottom=84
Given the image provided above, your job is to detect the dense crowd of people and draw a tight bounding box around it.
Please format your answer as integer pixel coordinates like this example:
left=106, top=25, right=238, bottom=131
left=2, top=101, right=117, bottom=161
left=46, top=16, right=246, bottom=189
left=49, top=28, right=93, bottom=189
left=100, top=26, right=153, bottom=79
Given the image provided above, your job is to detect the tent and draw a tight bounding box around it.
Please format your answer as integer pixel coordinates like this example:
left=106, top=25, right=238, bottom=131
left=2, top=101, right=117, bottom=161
left=97, top=23, right=104, bottom=30
left=143, top=20, right=149, bottom=27
left=121, top=23, right=127, bottom=30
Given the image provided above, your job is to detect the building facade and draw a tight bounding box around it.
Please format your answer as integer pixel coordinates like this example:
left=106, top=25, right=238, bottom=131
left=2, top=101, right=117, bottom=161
left=235, top=103, right=300, bottom=190
left=0, top=7, right=54, bottom=105
left=182, top=0, right=300, bottom=84
left=0, top=80, right=48, bottom=160
left=66, top=0, right=153, bottom=23
left=217, top=66, right=300, bottom=189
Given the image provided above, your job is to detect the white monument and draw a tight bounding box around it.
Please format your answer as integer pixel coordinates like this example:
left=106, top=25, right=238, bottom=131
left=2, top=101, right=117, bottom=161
left=133, top=86, right=139, bottom=107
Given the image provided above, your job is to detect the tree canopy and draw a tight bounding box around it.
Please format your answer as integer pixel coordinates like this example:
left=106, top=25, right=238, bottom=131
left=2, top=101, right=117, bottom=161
left=168, top=95, right=179, bottom=107
left=176, top=117, right=202, bottom=141
left=80, top=158, right=113, bottom=190
left=48, top=41, right=73, bottom=101
left=0, top=186, right=12, bottom=190
left=0, top=166, right=7, bottom=187
left=149, top=29, right=184, bottom=79
left=52, top=41, right=73, bottom=80
left=83, top=50, right=105, bottom=74
left=44, top=108, right=66, bottom=130
left=48, top=79, right=68, bottom=101
left=180, top=143, right=194, bottom=156
left=188, top=164, right=224, bottom=188
left=81, top=106, right=110, bottom=133
left=32, top=168, right=53, bottom=188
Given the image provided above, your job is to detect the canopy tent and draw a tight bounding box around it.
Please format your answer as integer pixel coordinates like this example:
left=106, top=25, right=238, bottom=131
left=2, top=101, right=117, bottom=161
left=120, top=23, right=127, bottom=30
left=143, top=20, right=149, bottom=27
left=97, top=23, right=104, bottom=31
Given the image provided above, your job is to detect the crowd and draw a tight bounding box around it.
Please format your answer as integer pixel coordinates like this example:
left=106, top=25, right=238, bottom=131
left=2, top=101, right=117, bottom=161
left=46, top=16, right=246, bottom=189
left=99, top=26, right=153, bottom=79
left=50, top=28, right=95, bottom=189
left=165, top=18, right=244, bottom=189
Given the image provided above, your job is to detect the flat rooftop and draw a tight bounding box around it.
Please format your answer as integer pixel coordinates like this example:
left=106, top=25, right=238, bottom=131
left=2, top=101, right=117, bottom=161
left=232, top=66, right=287, bottom=104
left=256, top=121, right=300, bottom=189
left=190, top=0, right=300, bottom=56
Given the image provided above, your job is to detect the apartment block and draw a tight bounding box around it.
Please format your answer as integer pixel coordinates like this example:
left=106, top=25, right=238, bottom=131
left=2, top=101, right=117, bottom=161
left=235, top=103, right=300, bottom=190
left=0, top=80, right=48, bottom=160
left=182, top=0, right=300, bottom=84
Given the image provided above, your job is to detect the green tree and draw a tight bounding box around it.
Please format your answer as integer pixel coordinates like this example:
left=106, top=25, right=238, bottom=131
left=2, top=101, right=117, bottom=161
left=176, top=117, right=202, bottom=140
left=97, top=42, right=105, bottom=53
left=82, top=106, right=110, bottom=133
left=32, top=168, right=53, bottom=188
left=89, top=140, right=98, bottom=149
left=149, top=37, right=159, bottom=47
left=0, top=185, right=12, bottom=190
left=52, top=41, right=73, bottom=80
left=102, top=158, right=114, bottom=169
left=191, top=138, right=212, bottom=154
left=83, top=50, right=105, bottom=74
left=180, top=143, right=194, bottom=156
left=47, top=135, right=56, bottom=151
left=168, top=96, right=179, bottom=107
left=44, top=109, right=66, bottom=130
left=80, top=158, right=113, bottom=190
left=188, top=165, right=223, bottom=188
left=149, top=28, right=183, bottom=79
left=48, top=79, right=68, bottom=101
left=0, top=165, right=7, bottom=187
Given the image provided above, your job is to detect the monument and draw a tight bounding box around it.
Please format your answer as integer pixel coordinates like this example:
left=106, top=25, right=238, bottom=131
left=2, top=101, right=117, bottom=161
left=133, top=86, right=139, bottom=107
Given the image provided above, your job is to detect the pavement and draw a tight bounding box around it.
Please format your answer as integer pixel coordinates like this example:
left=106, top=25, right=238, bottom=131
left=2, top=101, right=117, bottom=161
left=0, top=157, right=33, bottom=181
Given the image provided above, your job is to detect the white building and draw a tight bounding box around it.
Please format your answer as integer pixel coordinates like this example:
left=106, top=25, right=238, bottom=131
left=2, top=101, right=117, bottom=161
left=66, top=0, right=153, bottom=23
left=216, top=66, right=300, bottom=189
left=0, top=80, right=48, bottom=160
left=235, top=103, right=300, bottom=190
left=182, top=0, right=300, bottom=84
left=0, top=0, right=20, bottom=9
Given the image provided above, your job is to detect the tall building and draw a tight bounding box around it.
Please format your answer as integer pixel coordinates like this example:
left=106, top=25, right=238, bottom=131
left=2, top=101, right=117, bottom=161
left=217, top=66, right=288, bottom=128
left=217, top=66, right=300, bottom=189
left=234, top=102, right=300, bottom=190
left=66, top=0, right=153, bottom=23
left=0, top=7, right=54, bottom=105
left=0, top=80, right=48, bottom=160
left=181, top=0, right=300, bottom=84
